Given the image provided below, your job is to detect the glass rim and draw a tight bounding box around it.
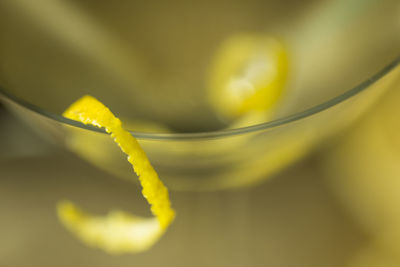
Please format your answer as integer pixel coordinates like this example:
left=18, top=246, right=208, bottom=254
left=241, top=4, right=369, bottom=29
left=0, top=56, right=399, bottom=141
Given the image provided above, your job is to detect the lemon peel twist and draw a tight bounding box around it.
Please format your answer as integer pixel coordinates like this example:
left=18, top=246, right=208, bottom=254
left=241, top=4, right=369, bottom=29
left=57, top=95, right=175, bottom=254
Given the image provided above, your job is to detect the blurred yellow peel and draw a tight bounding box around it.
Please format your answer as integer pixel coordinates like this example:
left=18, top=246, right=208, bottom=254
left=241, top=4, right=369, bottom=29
left=58, top=95, right=175, bottom=254
left=208, top=34, right=288, bottom=120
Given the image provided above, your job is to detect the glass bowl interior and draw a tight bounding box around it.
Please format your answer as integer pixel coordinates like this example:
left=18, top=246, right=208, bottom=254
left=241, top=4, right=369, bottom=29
left=0, top=0, right=399, bottom=190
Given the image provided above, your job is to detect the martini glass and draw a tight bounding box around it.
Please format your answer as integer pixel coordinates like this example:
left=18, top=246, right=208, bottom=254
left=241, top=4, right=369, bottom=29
left=0, top=0, right=399, bottom=191
left=0, top=0, right=400, bottom=266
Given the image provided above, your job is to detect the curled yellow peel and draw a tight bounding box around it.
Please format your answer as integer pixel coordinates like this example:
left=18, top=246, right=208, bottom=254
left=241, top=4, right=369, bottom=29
left=58, top=95, right=175, bottom=254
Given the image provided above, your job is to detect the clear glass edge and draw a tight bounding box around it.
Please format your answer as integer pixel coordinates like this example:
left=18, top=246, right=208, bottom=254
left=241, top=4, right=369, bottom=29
left=0, top=56, right=399, bottom=141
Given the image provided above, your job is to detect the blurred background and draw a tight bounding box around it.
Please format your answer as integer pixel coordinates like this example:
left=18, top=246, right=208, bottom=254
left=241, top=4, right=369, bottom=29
left=0, top=0, right=399, bottom=266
